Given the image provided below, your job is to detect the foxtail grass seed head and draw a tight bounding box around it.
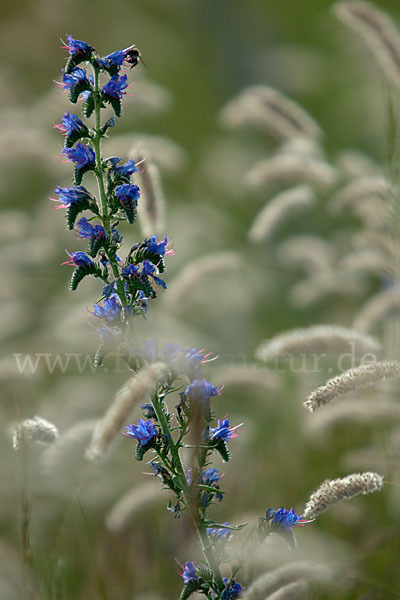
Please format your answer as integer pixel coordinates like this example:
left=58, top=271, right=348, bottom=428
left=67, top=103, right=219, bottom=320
left=256, top=325, right=380, bottom=362
left=248, top=185, right=315, bottom=243
left=304, top=361, right=400, bottom=411
left=267, top=580, right=308, bottom=600
left=340, top=248, right=390, bottom=277
left=304, top=399, right=400, bottom=437
left=130, top=146, right=165, bottom=237
left=85, top=362, right=168, bottom=461
left=352, top=286, right=400, bottom=332
left=241, top=562, right=330, bottom=600
left=245, top=154, right=337, bottom=190
left=164, top=251, right=242, bottom=309
left=13, top=416, right=59, bottom=450
left=41, top=419, right=98, bottom=472
left=336, top=149, right=381, bottom=178
left=289, top=269, right=364, bottom=308
left=278, top=235, right=336, bottom=273
left=105, top=481, right=162, bottom=532
left=219, top=85, right=322, bottom=141
left=303, top=472, right=383, bottom=519
left=329, top=176, right=391, bottom=213
left=334, top=1, right=400, bottom=90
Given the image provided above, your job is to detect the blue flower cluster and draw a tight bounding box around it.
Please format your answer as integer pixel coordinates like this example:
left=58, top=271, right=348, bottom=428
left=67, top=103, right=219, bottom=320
left=53, top=35, right=172, bottom=364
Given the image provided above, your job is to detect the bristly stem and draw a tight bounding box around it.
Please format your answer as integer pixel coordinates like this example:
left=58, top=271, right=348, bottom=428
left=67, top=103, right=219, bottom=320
left=151, top=387, right=224, bottom=588
left=92, top=66, right=128, bottom=306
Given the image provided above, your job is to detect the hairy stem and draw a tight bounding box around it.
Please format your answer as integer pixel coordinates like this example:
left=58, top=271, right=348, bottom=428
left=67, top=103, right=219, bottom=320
left=92, top=67, right=128, bottom=305
left=151, top=389, right=223, bottom=588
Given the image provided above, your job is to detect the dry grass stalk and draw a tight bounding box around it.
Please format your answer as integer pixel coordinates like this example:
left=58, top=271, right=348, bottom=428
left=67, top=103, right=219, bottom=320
left=248, top=186, right=315, bottom=243
left=350, top=196, right=388, bottom=228
left=330, top=176, right=390, bottom=212
left=85, top=362, right=168, bottom=461
left=303, top=472, right=383, bottom=519
left=340, top=248, right=390, bottom=276
left=130, top=147, right=165, bottom=237
left=246, top=154, right=337, bottom=190
left=289, top=269, right=364, bottom=308
left=352, top=286, right=400, bottom=332
left=13, top=416, right=59, bottom=450
left=164, top=251, right=241, bottom=309
left=304, top=361, right=400, bottom=411
left=278, top=235, right=336, bottom=273
left=334, top=1, right=400, bottom=90
left=267, top=580, right=308, bottom=600
left=241, top=562, right=330, bottom=600
left=219, top=85, right=321, bottom=141
left=256, top=325, right=380, bottom=362
left=335, top=150, right=381, bottom=179
left=353, top=230, right=397, bottom=259
left=105, top=482, right=162, bottom=532
left=304, top=399, right=400, bottom=436
left=41, top=419, right=98, bottom=471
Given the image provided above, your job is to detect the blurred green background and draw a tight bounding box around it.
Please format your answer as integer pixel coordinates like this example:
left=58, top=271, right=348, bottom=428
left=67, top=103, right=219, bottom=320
left=2, top=1, right=400, bottom=599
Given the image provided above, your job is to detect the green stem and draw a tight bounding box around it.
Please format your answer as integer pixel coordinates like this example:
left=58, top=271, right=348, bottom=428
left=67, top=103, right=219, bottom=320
left=151, top=390, right=224, bottom=588
left=91, top=67, right=128, bottom=305
left=152, top=392, right=188, bottom=492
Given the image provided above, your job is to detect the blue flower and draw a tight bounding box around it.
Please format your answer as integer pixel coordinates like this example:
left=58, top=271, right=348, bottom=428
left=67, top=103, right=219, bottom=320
left=137, top=290, right=149, bottom=312
left=221, top=579, right=243, bottom=599
left=112, top=158, right=138, bottom=177
left=146, top=235, right=175, bottom=257
left=115, top=183, right=140, bottom=205
left=54, top=112, right=88, bottom=137
left=141, top=260, right=155, bottom=277
left=102, top=282, right=116, bottom=297
left=61, top=67, right=91, bottom=91
left=200, top=468, right=223, bottom=505
left=141, top=260, right=166, bottom=289
left=201, top=468, right=221, bottom=485
left=52, top=185, right=92, bottom=208
left=102, top=74, right=128, bottom=98
left=62, top=142, right=95, bottom=170
left=181, top=561, right=200, bottom=585
left=104, top=49, right=126, bottom=67
left=124, top=418, right=157, bottom=446
left=206, top=523, right=233, bottom=541
left=185, top=379, right=222, bottom=403
left=209, top=419, right=241, bottom=442
left=76, top=217, right=106, bottom=240
left=268, top=507, right=307, bottom=532
left=122, top=264, right=139, bottom=277
left=75, top=217, right=96, bottom=238
left=63, top=35, right=93, bottom=56
left=92, top=295, right=121, bottom=322
left=62, top=251, right=93, bottom=267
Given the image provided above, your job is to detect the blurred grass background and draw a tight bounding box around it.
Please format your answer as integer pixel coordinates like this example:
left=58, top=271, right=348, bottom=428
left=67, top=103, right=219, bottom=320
left=2, top=0, right=400, bottom=598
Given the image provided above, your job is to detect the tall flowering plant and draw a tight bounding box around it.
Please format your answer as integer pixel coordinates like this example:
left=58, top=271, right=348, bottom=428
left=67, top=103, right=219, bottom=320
left=53, top=35, right=323, bottom=600
left=53, top=35, right=172, bottom=367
